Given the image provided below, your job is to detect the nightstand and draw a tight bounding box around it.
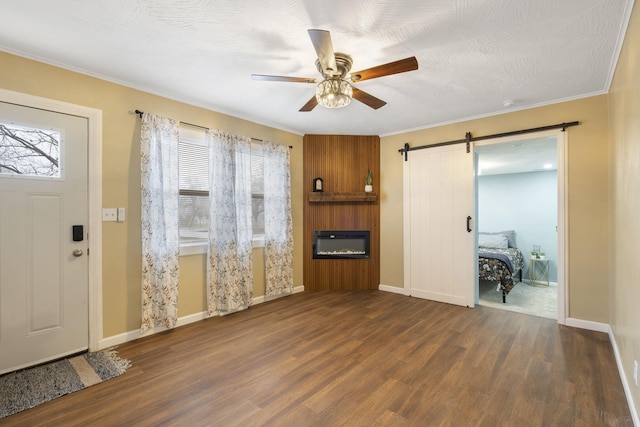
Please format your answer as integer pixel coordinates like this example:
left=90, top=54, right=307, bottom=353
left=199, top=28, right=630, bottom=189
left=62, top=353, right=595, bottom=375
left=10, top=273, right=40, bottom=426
left=527, top=257, right=549, bottom=286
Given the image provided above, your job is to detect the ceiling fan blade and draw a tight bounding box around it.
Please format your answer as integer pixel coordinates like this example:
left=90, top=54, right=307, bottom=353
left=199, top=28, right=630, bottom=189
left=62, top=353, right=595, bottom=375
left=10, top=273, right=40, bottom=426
left=350, top=56, right=418, bottom=82
left=299, top=95, right=318, bottom=112
left=308, top=29, right=338, bottom=76
left=251, top=74, right=316, bottom=83
left=352, top=87, right=387, bottom=109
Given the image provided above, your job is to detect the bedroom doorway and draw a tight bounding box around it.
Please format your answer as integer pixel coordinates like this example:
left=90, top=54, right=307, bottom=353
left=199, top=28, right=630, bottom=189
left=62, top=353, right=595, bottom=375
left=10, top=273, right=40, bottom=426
left=474, top=129, right=566, bottom=323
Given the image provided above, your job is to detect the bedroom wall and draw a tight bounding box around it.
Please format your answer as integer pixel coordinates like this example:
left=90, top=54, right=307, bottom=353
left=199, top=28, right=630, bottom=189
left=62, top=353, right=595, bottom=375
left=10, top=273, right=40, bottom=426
left=608, top=0, right=640, bottom=418
left=478, top=171, right=558, bottom=282
left=0, top=51, right=305, bottom=339
left=380, top=94, right=610, bottom=324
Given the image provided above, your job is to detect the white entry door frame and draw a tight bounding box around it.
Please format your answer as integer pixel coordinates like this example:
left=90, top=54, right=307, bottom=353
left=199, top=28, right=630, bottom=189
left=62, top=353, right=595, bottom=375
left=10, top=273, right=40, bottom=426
left=0, top=88, right=103, bottom=352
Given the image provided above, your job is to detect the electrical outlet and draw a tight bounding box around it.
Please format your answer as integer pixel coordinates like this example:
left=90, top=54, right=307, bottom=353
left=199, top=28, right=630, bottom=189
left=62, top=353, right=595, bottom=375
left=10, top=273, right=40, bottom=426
left=634, top=360, right=638, bottom=387
left=102, top=208, right=117, bottom=222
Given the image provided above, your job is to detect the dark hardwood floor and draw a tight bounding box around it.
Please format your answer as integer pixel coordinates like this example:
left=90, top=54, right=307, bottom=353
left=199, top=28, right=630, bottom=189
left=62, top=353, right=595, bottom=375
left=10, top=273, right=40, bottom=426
left=3, top=291, right=633, bottom=426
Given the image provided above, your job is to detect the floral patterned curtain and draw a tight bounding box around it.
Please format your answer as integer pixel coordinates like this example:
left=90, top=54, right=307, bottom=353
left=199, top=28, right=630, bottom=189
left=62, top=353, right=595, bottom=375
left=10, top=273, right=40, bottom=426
left=140, top=113, right=180, bottom=332
left=207, top=130, right=254, bottom=315
left=263, top=140, right=294, bottom=297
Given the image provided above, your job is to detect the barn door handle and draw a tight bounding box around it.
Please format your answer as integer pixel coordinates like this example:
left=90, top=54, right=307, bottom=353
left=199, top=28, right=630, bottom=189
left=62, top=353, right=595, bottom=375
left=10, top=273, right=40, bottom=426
left=466, top=216, right=472, bottom=233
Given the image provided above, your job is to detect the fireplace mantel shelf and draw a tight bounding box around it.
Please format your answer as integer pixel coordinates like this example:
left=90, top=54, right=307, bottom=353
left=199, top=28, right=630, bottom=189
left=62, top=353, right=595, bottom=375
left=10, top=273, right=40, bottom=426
left=308, top=192, right=378, bottom=203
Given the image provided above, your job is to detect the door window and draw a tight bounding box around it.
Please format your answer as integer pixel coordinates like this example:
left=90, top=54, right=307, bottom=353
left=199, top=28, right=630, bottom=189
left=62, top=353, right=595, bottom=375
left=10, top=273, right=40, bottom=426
left=0, top=122, right=61, bottom=178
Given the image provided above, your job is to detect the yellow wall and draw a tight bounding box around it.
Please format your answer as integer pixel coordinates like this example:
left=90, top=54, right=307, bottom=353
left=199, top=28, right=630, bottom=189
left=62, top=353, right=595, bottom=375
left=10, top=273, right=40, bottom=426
left=0, top=51, right=304, bottom=338
left=380, top=95, right=610, bottom=323
left=609, top=1, right=640, bottom=416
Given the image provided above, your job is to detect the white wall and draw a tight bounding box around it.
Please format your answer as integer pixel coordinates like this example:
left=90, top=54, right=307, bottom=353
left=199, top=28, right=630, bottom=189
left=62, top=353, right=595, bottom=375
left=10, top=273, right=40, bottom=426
left=478, top=170, right=558, bottom=281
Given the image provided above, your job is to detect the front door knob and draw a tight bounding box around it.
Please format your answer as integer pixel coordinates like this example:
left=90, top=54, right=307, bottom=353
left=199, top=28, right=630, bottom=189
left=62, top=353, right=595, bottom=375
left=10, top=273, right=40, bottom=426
left=72, top=249, right=83, bottom=257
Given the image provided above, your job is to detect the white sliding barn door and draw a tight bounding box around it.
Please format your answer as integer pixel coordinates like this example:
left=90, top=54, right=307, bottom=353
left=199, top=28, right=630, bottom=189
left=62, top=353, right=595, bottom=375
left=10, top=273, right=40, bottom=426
left=403, top=143, right=475, bottom=307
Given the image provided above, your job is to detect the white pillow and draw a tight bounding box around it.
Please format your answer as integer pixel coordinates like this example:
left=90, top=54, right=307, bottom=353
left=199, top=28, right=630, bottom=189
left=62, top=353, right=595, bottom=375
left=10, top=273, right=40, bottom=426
left=478, top=233, right=508, bottom=249
left=481, top=230, right=516, bottom=248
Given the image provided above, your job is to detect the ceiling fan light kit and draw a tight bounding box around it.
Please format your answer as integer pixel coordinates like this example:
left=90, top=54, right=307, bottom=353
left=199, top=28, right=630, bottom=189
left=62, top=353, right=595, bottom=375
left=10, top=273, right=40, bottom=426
left=251, top=29, right=418, bottom=111
left=316, top=78, right=352, bottom=108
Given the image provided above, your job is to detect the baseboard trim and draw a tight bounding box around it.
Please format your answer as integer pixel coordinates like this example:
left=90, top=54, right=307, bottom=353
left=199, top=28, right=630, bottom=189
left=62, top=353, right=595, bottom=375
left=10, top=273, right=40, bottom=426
left=99, top=285, right=305, bottom=349
left=564, top=317, right=609, bottom=333
left=253, top=285, right=305, bottom=305
left=379, top=285, right=608, bottom=334
left=378, top=284, right=410, bottom=296
left=609, top=327, right=640, bottom=426
left=522, top=279, right=558, bottom=287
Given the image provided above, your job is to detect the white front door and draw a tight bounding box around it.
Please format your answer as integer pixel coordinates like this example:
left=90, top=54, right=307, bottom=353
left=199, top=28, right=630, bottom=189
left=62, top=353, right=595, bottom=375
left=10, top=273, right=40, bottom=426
left=403, top=143, right=475, bottom=307
left=0, top=101, right=89, bottom=374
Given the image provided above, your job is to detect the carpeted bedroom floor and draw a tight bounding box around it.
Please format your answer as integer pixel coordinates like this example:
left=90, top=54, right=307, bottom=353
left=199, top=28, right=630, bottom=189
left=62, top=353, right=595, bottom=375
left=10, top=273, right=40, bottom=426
left=478, top=279, right=557, bottom=319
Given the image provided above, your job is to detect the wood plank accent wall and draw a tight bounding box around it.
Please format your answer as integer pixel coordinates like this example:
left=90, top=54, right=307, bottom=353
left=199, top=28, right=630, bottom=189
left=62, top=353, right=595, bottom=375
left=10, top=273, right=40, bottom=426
left=303, top=134, right=380, bottom=291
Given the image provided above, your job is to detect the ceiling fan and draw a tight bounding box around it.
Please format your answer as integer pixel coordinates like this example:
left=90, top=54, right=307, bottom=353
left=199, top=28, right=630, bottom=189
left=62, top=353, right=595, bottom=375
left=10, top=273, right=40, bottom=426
left=251, top=29, right=419, bottom=112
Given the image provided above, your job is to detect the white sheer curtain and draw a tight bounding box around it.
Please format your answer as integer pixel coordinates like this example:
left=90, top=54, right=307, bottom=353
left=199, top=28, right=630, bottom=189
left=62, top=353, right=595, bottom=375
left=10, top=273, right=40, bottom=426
left=140, top=113, right=180, bottom=332
left=207, top=130, right=254, bottom=315
left=263, top=140, right=294, bottom=297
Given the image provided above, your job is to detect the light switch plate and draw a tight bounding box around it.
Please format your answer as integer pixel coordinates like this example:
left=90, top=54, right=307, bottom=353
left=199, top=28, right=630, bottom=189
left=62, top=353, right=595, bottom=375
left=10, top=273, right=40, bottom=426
left=102, top=208, right=117, bottom=222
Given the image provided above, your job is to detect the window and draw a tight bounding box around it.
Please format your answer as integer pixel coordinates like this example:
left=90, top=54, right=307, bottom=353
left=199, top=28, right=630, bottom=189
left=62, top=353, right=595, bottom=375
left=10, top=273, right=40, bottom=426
left=0, top=122, right=61, bottom=178
left=178, top=126, right=265, bottom=255
left=250, top=143, right=265, bottom=236
left=178, top=128, right=208, bottom=246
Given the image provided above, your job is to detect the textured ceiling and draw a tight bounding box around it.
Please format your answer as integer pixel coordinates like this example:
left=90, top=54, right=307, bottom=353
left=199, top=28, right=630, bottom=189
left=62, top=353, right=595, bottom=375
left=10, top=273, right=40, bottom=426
left=476, top=136, right=557, bottom=175
left=0, top=0, right=633, bottom=136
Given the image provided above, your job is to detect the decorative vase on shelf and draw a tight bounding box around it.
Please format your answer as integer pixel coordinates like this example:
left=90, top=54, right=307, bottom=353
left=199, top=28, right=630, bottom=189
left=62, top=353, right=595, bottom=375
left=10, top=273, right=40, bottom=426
left=364, top=169, right=373, bottom=192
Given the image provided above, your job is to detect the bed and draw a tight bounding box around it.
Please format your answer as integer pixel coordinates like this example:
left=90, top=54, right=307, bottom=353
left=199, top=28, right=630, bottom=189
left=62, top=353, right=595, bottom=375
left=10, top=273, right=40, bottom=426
left=478, top=230, right=525, bottom=303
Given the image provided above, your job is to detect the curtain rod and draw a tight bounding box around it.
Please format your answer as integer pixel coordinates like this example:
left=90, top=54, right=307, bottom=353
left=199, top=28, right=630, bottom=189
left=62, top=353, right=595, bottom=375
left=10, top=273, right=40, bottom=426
left=398, top=121, right=580, bottom=161
left=134, top=109, right=291, bottom=147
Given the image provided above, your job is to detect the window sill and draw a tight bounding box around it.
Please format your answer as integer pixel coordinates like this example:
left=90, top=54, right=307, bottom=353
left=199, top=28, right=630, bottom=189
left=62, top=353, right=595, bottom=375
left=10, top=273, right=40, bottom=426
left=179, top=236, right=265, bottom=256
left=179, top=242, right=207, bottom=257
left=252, top=235, right=265, bottom=248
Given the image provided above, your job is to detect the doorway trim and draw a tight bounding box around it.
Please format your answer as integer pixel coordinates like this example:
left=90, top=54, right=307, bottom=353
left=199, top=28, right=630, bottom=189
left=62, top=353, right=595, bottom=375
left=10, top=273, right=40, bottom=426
left=0, top=88, right=103, bottom=350
left=474, top=128, right=567, bottom=324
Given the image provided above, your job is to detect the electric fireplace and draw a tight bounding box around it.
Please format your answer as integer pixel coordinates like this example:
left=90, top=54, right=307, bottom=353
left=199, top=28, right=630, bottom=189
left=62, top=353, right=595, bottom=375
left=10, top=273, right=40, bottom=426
left=312, top=230, right=370, bottom=259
